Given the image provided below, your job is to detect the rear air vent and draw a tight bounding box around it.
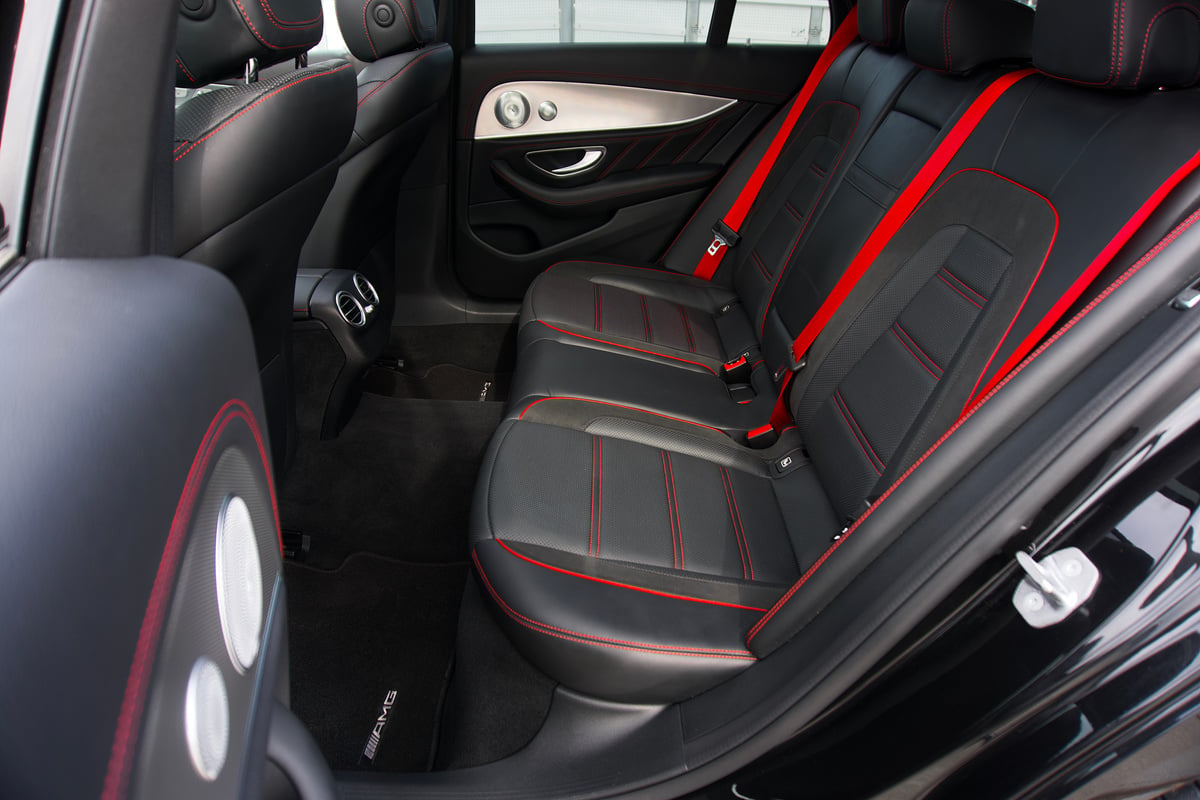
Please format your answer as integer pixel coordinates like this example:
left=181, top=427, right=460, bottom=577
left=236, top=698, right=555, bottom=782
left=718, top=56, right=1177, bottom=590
left=353, top=273, right=379, bottom=307
left=335, top=291, right=366, bottom=328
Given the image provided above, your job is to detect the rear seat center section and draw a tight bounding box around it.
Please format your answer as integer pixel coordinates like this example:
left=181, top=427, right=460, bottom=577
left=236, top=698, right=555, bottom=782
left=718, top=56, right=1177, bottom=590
left=469, top=0, right=1200, bottom=703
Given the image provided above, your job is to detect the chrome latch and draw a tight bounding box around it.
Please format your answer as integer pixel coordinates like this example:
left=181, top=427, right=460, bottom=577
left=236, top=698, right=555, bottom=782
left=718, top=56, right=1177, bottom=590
left=1172, top=280, right=1200, bottom=310
left=1012, top=547, right=1099, bottom=628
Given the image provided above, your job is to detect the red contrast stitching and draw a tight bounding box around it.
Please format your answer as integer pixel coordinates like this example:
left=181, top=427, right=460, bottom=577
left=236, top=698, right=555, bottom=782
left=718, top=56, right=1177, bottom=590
left=891, top=324, right=942, bottom=380
left=175, top=56, right=196, bottom=84
left=517, top=395, right=726, bottom=434
left=594, top=284, right=603, bottom=332
left=256, top=0, right=321, bottom=29
left=662, top=451, right=679, bottom=568
left=758, top=103, right=861, bottom=337
left=746, top=207, right=1200, bottom=645
left=492, top=165, right=710, bottom=207
left=393, top=0, right=421, bottom=40
left=493, top=539, right=766, bottom=612
left=638, top=135, right=675, bottom=169
left=233, top=0, right=320, bottom=50
left=833, top=390, right=884, bottom=474
left=1134, top=3, right=1200, bottom=85
left=720, top=467, right=753, bottom=579
left=357, top=46, right=445, bottom=108
left=678, top=304, right=697, bottom=353
left=640, top=296, right=654, bottom=343
left=941, top=266, right=988, bottom=304
left=362, top=0, right=379, bottom=59
left=942, top=0, right=959, bottom=71
left=102, top=400, right=278, bottom=800
left=589, top=436, right=597, bottom=556
left=473, top=550, right=757, bottom=659
left=937, top=271, right=984, bottom=308
left=534, top=320, right=718, bottom=375
left=174, top=64, right=354, bottom=162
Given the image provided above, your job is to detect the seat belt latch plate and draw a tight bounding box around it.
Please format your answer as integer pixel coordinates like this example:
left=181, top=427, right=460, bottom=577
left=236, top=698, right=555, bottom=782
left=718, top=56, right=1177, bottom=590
left=722, top=353, right=752, bottom=383
left=707, top=221, right=742, bottom=257
left=745, top=423, right=779, bottom=449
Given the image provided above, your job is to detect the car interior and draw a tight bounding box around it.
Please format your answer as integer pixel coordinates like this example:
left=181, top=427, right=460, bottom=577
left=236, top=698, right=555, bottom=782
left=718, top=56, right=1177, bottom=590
left=7, top=0, right=1200, bottom=796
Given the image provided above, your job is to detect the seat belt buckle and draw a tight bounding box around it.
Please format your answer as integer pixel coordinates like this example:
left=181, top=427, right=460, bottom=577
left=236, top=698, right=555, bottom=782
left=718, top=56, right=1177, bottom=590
left=745, top=423, right=779, bottom=449
left=706, top=220, right=742, bottom=257
left=772, top=354, right=807, bottom=384
left=722, top=353, right=752, bottom=383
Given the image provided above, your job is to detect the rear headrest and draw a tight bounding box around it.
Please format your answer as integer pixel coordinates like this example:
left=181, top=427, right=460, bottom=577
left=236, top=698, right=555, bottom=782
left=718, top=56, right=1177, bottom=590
left=338, top=0, right=438, bottom=63
left=859, top=0, right=910, bottom=50
left=905, top=0, right=1034, bottom=75
left=175, top=0, right=323, bottom=87
left=1034, top=0, right=1200, bottom=90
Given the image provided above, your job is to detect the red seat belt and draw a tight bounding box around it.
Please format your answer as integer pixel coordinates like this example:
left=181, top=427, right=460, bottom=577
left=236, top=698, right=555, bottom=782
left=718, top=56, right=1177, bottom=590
left=961, top=145, right=1200, bottom=413
left=762, top=67, right=1037, bottom=436
left=692, top=7, right=861, bottom=281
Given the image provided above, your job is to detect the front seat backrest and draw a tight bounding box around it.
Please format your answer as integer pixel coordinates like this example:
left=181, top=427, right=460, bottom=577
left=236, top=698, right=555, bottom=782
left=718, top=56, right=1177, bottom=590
left=173, top=0, right=356, bottom=472
left=300, top=0, right=453, bottom=311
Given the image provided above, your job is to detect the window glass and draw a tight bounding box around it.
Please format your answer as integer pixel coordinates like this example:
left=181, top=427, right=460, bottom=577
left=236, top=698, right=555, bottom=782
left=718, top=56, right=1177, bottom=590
left=476, top=0, right=716, bottom=44
left=728, top=0, right=830, bottom=46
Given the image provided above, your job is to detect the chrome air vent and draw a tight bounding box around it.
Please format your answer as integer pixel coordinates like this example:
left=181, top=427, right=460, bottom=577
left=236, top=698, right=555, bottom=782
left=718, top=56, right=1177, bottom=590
left=352, top=273, right=379, bottom=307
left=335, top=291, right=366, bottom=328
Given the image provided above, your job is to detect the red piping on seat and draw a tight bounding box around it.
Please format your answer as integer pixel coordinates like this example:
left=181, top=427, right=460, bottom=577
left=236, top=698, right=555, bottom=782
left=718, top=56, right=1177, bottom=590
left=493, top=539, right=768, bottom=612
left=174, top=64, right=354, bottom=162
left=473, top=551, right=757, bottom=660
left=746, top=207, right=1200, bottom=646
left=533, top=321, right=718, bottom=374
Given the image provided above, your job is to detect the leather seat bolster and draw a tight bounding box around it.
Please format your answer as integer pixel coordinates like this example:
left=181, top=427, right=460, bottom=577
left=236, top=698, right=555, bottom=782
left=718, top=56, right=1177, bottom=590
left=350, top=42, right=454, bottom=155
left=519, top=260, right=746, bottom=374
left=507, top=340, right=775, bottom=435
left=472, top=539, right=762, bottom=703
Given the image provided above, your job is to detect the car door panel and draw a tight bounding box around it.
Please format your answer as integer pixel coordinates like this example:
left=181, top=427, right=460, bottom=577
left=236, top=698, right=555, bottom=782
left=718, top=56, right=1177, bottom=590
left=454, top=44, right=823, bottom=299
left=0, top=256, right=291, bottom=799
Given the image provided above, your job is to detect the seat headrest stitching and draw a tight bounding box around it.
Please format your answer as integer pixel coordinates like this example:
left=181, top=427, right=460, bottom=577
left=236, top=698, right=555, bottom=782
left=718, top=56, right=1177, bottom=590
left=256, top=0, right=322, bottom=28
left=394, top=0, right=422, bottom=42
left=361, top=0, right=380, bottom=58
left=233, top=0, right=321, bottom=50
left=1134, top=3, right=1200, bottom=85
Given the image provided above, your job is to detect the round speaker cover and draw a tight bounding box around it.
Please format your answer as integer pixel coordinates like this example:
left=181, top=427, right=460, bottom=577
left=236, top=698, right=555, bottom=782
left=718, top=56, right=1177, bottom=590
left=214, top=495, right=263, bottom=672
left=184, top=657, right=230, bottom=781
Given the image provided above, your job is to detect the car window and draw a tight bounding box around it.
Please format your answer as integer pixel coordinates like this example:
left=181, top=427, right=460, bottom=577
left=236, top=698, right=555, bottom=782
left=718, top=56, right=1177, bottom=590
left=476, top=0, right=718, bottom=44
left=0, top=0, right=58, bottom=266
left=728, top=0, right=830, bottom=46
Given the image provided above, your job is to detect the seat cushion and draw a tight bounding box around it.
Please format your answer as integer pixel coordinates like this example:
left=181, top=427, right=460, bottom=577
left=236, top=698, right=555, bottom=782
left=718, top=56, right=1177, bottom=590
left=519, top=261, right=759, bottom=375
left=470, top=405, right=842, bottom=702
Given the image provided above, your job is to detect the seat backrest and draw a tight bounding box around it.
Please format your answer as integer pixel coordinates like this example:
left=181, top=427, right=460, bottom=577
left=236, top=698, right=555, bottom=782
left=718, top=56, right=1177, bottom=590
left=299, top=0, right=454, bottom=311
left=173, top=0, right=356, bottom=471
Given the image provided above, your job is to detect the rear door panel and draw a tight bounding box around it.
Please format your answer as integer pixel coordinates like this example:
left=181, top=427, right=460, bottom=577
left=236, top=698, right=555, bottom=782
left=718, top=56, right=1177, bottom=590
left=453, top=44, right=822, bottom=298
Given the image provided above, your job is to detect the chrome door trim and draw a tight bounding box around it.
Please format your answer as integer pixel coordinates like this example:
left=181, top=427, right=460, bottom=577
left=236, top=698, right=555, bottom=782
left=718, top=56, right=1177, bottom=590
left=474, top=81, right=736, bottom=140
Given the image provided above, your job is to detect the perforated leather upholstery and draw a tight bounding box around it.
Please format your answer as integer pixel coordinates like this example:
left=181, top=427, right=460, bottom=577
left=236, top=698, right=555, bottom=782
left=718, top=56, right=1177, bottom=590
left=299, top=0, right=453, bottom=309
left=471, top=0, right=1200, bottom=704
left=173, top=0, right=355, bottom=470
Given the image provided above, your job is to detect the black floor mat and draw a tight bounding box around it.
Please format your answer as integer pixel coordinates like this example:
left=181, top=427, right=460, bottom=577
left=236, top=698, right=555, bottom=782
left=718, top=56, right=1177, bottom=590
left=285, top=554, right=468, bottom=772
left=281, top=393, right=504, bottom=569
left=361, top=364, right=511, bottom=402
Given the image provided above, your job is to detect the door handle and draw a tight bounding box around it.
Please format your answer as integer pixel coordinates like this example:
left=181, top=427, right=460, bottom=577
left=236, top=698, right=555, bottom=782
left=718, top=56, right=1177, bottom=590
left=526, top=146, right=607, bottom=177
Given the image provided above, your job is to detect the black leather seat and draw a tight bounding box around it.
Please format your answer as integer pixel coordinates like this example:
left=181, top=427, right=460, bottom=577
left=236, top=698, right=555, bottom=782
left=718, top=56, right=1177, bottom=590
left=173, top=0, right=356, bottom=470
left=300, top=0, right=453, bottom=314
left=506, top=0, right=1034, bottom=434
left=471, top=0, right=1200, bottom=704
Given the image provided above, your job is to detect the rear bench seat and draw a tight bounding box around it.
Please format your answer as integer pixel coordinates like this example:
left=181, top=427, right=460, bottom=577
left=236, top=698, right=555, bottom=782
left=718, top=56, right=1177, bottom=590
left=509, top=0, right=1035, bottom=434
left=470, top=0, right=1200, bottom=703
